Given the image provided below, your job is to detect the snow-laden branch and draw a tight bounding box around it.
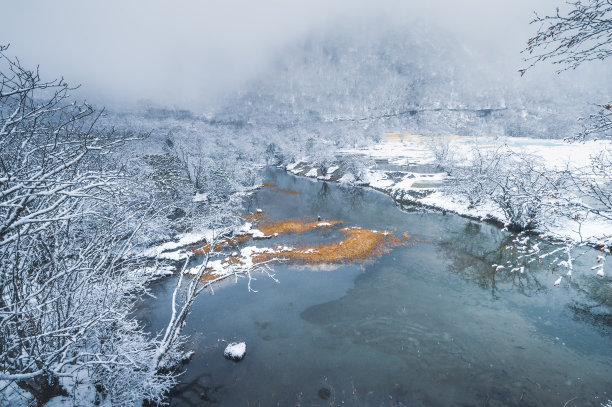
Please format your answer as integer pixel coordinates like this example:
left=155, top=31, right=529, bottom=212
left=521, top=0, right=612, bottom=73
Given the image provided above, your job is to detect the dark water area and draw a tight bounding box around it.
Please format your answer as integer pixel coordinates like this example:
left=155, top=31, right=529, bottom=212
left=140, top=168, right=612, bottom=406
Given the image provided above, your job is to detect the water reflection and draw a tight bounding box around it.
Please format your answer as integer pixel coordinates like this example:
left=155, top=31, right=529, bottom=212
left=437, top=222, right=548, bottom=298
left=301, top=242, right=612, bottom=406
left=318, top=181, right=329, bottom=197
left=170, top=373, right=225, bottom=406
left=568, top=275, right=612, bottom=334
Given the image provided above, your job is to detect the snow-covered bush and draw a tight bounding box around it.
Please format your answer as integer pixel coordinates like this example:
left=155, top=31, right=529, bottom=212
left=339, top=155, right=372, bottom=183
left=426, top=136, right=453, bottom=166
left=448, top=146, right=566, bottom=231
left=572, top=150, right=612, bottom=223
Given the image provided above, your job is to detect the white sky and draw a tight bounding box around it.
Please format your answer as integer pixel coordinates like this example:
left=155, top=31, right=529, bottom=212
left=1, top=0, right=571, bottom=109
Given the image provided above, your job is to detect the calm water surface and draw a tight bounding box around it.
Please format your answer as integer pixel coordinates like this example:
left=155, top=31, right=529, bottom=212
left=140, top=168, right=612, bottom=407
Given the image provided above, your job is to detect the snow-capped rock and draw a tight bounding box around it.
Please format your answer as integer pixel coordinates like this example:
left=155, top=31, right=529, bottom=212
left=224, top=342, right=246, bottom=361
left=306, top=168, right=319, bottom=177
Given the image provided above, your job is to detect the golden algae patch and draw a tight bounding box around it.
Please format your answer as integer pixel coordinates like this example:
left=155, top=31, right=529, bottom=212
left=243, top=211, right=266, bottom=223
left=257, top=217, right=343, bottom=236
left=189, top=213, right=411, bottom=273
left=190, top=216, right=343, bottom=256
left=190, top=233, right=251, bottom=255
left=199, top=271, right=219, bottom=283
left=252, top=227, right=407, bottom=265
left=276, top=189, right=300, bottom=195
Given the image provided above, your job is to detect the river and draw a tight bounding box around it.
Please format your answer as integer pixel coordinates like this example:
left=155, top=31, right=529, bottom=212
left=139, top=168, right=611, bottom=406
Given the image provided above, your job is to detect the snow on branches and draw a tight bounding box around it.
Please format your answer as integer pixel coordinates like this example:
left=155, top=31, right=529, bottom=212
left=522, top=0, right=612, bottom=73
left=521, top=0, right=612, bottom=140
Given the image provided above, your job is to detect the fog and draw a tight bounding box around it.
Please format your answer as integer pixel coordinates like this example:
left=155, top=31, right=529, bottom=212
left=0, top=0, right=584, bottom=110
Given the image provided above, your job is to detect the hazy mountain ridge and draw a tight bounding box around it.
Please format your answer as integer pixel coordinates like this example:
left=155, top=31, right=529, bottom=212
left=210, top=22, right=605, bottom=139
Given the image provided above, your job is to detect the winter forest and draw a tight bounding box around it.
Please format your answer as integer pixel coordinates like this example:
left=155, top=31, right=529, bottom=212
left=1, top=1, right=611, bottom=406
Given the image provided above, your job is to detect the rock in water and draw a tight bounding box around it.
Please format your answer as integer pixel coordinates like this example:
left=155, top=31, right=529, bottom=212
left=318, top=387, right=332, bottom=400
left=224, top=342, right=246, bottom=361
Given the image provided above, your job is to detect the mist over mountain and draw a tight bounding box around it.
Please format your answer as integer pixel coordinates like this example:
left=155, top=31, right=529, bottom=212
left=215, top=22, right=494, bottom=121
left=206, top=20, right=611, bottom=139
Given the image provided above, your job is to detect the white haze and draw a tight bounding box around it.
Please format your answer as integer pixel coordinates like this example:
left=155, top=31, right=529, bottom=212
left=1, top=0, right=600, bottom=110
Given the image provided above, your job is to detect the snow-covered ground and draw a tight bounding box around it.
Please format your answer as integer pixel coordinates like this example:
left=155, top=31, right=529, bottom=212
left=344, top=133, right=611, bottom=171
left=141, top=230, right=216, bottom=261
left=1, top=370, right=107, bottom=407
left=289, top=133, right=612, bottom=247
left=0, top=380, right=33, bottom=407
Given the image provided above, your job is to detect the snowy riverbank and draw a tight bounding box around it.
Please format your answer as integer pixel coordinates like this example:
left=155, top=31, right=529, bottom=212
left=287, top=134, right=612, bottom=250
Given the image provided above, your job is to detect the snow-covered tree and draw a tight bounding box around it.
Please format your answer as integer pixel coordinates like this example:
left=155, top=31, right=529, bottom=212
left=522, top=0, right=612, bottom=140
left=0, top=45, right=176, bottom=405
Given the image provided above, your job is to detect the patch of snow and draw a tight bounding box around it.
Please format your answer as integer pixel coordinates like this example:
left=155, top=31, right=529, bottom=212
left=193, top=192, right=208, bottom=202
left=207, top=260, right=228, bottom=274
left=158, top=250, right=188, bottom=261
left=142, top=230, right=214, bottom=258
left=251, top=229, right=265, bottom=238
left=233, top=245, right=282, bottom=268
left=239, top=221, right=266, bottom=238
left=338, top=173, right=356, bottom=184
left=239, top=222, right=253, bottom=233
left=365, top=171, right=394, bottom=189
left=45, top=369, right=106, bottom=407
left=592, top=263, right=605, bottom=277
left=286, top=161, right=302, bottom=171
left=306, top=168, right=318, bottom=177
left=0, top=380, right=33, bottom=407
left=132, top=265, right=175, bottom=277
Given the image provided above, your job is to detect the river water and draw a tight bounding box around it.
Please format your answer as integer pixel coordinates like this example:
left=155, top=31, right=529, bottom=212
left=140, top=168, right=611, bottom=406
